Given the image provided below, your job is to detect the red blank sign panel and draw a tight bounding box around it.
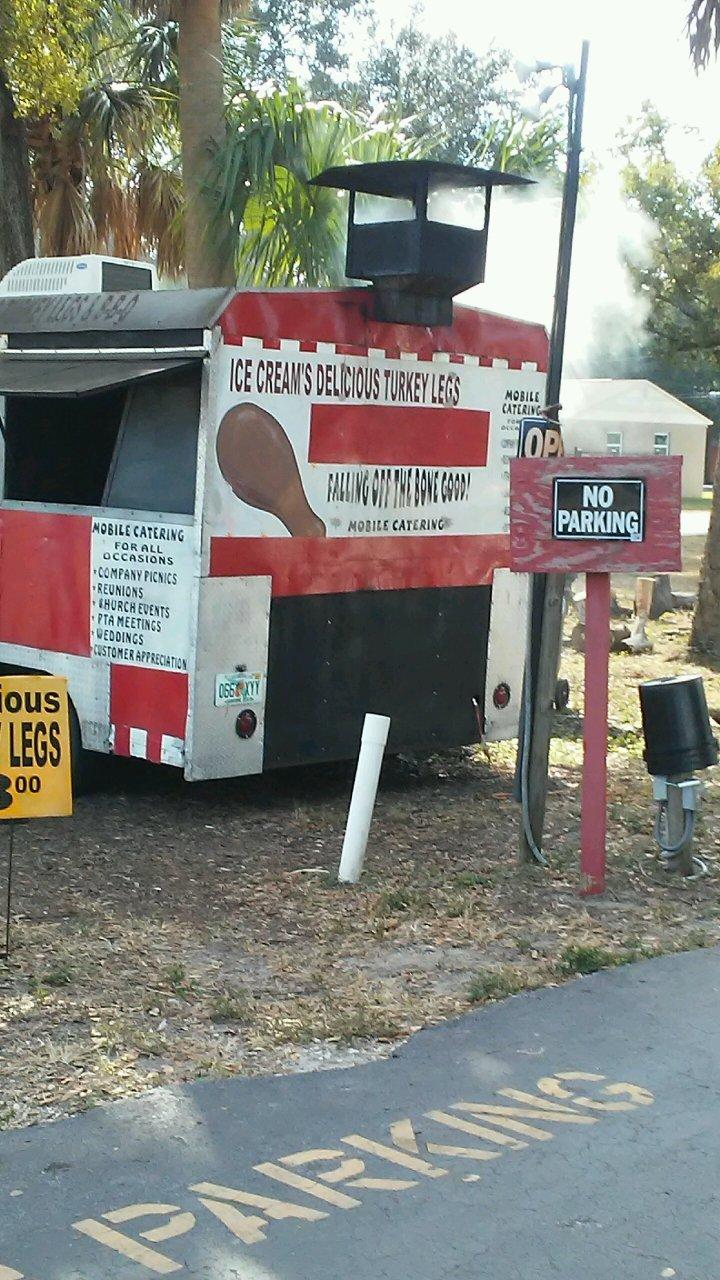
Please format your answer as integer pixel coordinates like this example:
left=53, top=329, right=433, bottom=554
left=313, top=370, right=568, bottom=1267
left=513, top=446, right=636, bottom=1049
left=509, top=455, right=682, bottom=574
left=309, top=404, right=490, bottom=467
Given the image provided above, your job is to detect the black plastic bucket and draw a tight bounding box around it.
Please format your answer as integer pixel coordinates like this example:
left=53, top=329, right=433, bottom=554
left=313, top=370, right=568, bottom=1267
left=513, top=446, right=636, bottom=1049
left=639, top=674, right=718, bottom=776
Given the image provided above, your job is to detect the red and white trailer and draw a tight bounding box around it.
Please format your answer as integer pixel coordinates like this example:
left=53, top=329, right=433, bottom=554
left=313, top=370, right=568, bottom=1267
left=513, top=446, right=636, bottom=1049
left=0, top=274, right=547, bottom=781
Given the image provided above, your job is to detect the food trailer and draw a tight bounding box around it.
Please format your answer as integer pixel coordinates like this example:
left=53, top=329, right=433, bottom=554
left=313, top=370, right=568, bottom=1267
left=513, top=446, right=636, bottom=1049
left=0, top=163, right=548, bottom=782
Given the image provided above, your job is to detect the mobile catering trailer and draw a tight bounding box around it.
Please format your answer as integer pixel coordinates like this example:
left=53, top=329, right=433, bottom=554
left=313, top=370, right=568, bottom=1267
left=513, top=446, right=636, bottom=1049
left=0, top=165, right=549, bottom=782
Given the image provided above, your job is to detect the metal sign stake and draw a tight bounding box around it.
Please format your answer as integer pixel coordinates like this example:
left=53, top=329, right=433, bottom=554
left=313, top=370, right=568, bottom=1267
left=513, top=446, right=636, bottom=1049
left=2, top=821, right=15, bottom=961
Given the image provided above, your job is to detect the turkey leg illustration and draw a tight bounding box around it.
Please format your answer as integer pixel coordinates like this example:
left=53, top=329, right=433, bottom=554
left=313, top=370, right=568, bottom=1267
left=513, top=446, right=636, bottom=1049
left=217, top=403, right=326, bottom=537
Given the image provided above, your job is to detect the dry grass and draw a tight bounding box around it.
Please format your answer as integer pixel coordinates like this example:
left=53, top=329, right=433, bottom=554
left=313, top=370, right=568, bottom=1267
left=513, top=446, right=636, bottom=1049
left=1, top=601, right=720, bottom=1130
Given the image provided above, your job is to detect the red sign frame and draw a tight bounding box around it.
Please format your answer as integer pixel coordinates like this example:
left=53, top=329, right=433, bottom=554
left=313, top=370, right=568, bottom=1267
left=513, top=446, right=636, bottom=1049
left=509, top=455, right=681, bottom=574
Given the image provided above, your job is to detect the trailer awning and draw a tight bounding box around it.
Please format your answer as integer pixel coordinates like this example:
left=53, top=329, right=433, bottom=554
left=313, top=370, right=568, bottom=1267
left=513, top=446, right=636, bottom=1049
left=0, top=354, right=197, bottom=397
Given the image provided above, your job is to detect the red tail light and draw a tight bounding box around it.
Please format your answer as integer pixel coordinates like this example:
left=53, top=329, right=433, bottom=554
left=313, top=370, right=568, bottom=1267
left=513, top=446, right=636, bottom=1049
left=235, top=709, right=257, bottom=739
left=492, top=682, right=511, bottom=710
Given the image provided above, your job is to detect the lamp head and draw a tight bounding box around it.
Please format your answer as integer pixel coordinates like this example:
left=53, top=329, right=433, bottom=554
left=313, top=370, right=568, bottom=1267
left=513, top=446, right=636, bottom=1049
left=310, top=159, right=533, bottom=326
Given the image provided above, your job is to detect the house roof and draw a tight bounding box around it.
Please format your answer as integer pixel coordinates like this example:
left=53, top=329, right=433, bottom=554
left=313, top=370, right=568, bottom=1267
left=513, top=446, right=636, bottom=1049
left=561, top=378, right=712, bottom=428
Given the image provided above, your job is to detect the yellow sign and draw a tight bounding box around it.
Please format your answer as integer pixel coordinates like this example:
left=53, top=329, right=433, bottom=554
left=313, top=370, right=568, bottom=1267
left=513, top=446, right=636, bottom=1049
left=0, top=675, right=72, bottom=819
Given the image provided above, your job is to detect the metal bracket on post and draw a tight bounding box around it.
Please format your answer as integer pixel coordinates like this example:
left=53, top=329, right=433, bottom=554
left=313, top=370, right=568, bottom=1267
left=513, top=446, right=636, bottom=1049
left=654, top=776, right=702, bottom=877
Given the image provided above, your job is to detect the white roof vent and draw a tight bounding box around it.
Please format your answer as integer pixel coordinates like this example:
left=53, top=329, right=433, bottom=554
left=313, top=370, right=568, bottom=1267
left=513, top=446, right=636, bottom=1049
left=0, top=255, right=156, bottom=296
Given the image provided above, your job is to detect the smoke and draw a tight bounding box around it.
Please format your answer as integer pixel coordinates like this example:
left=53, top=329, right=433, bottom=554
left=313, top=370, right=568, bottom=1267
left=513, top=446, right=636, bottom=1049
left=461, top=168, right=657, bottom=375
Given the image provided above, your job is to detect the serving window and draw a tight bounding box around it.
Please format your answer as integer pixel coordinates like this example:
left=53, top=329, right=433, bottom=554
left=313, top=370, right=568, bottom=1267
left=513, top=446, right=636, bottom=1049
left=1, top=361, right=202, bottom=515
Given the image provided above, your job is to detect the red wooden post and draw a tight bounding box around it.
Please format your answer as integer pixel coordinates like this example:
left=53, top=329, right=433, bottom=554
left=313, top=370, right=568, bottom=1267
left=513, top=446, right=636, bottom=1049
left=580, top=572, right=611, bottom=894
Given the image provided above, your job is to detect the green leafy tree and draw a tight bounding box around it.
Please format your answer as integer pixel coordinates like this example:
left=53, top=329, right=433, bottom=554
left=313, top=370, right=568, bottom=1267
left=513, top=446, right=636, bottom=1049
left=241, top=0, right=370, bottom=97
left=0, top=1, right=562, bottom=286
left=0, top=1, right=183, bottom=276
left=618, top=106, right=720, bottom=649
left=619, top=105, right=720, bottom=366
left=352, top=24, right=511, bottom=163
left=348, top=17, right=561, bottom=171
left=0, top=0, right=102, bottom=274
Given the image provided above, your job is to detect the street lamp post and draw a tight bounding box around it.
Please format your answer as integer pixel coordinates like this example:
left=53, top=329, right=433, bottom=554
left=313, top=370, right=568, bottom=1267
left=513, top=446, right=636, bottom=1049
left=516, top=40, right=590, bottom=863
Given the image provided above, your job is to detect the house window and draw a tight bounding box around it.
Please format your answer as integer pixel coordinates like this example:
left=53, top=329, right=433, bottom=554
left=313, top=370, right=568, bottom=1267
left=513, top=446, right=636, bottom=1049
left=653, top=432, right=670, bottom=456
left=606, top=431, right=623, bottom=456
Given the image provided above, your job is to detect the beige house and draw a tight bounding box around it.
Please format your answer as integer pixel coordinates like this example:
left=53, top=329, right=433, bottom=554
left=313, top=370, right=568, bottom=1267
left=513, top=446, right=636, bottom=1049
left=560, top=379, right=711, bottom=499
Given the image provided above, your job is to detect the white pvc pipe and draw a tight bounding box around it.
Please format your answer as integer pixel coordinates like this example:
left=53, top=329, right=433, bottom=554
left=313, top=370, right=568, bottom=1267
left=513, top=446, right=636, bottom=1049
left=338, top=713, right=391, bottom=883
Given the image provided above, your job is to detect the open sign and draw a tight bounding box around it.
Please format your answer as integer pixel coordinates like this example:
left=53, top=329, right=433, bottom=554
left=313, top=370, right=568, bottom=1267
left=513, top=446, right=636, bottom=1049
left=518, top=416, right=564, bottom=459
left=553, top=478, right=645, bottom=542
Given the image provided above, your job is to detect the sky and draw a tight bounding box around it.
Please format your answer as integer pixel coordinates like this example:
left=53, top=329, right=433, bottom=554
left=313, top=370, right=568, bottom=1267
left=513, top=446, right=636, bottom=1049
left=375, top=0, right=720, bottom=351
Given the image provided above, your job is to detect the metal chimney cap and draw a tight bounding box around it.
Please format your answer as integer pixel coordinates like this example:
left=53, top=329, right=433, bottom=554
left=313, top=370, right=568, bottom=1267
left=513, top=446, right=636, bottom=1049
left=310, top=159, right=534, bottom=199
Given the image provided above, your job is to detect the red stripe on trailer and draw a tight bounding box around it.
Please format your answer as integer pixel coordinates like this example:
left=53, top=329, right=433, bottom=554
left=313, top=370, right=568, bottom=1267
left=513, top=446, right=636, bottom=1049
left=220, top=290, right=549, bottom=371
left=209, top=533, right=509, bottom=597
left=0, top=509, right=91, bottom=655
left=113, top=724, right=130, bottom=756
left=145, top=732, right=164, bottom=765
left=110, top=666, right=189, bottom=742
left=335, top=343, right=369, bottom=357
left=308, top=405, right=490, bottom=467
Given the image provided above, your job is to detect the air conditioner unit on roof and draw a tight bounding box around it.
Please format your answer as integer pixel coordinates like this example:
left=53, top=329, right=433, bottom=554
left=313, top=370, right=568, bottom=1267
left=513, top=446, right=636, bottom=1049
left=0, top=255, right=156, bottom=297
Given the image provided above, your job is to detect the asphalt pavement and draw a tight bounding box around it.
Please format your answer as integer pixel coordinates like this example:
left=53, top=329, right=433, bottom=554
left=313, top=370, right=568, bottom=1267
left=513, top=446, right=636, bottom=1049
left=1, top=946, right=718, bottom=1280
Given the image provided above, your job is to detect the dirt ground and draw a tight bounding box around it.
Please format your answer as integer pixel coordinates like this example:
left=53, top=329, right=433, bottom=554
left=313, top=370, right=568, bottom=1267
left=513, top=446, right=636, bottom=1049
left=2, top=553, right=720, bottom=1131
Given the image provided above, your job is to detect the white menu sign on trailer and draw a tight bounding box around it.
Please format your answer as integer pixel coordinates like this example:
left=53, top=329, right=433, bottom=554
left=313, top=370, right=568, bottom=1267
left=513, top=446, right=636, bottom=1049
left=90, top=517, right=193, bottom=671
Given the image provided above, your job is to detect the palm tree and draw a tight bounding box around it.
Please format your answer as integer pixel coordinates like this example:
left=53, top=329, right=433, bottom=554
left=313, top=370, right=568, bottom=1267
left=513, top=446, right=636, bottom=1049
left=125, top=0, right=249, bottom=287
left=3, top=4, right=562, bottom=289
left=687, top=0, right=720, bottom=68
left=208, top=88, right=423, bottom=285
left=208, top=87, right=562, bottom=286
left=28, top=90, right=184, bottom=275
left=22, top=8, right=185, bottom=275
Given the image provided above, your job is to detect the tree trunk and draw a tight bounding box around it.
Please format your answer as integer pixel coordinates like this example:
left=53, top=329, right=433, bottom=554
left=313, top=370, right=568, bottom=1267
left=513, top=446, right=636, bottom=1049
left=0, top=72, right=34, bottom=279
left=691, top=455, right=720, bottom=653
left=178, top=0, right=234, bottom=287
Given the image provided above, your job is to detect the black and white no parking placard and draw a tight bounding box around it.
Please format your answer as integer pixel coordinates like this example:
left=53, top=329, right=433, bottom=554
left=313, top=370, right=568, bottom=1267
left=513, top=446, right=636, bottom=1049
left=552, top=477, right=646, bottom=542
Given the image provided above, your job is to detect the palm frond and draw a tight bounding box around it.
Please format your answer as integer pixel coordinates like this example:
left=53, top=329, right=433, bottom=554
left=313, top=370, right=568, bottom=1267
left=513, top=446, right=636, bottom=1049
left=91, top=172, right=139, bottom=256
left=136, top=160, right=184, bottom=275
left=78, top=81, right=162, bottom=157
left=206, top=84, right=425, bottom=287
left=470, top=113, right=563, bottom=176
left=35, top=177, right=97, bottom=257
left=125, top=19, right=178, bottom=89
left=687, top=0, right=720, bottom=69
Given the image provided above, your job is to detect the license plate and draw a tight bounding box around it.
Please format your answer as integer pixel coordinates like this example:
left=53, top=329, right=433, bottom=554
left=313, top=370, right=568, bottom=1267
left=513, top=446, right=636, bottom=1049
left=214, top=672, right=264, bottom=707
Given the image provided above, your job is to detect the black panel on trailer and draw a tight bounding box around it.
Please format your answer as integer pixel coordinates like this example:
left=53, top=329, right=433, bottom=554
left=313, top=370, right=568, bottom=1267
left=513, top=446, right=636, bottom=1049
left=101, top=262, right=153, bottom=291
left=263, top=585, right=490, bottom=767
